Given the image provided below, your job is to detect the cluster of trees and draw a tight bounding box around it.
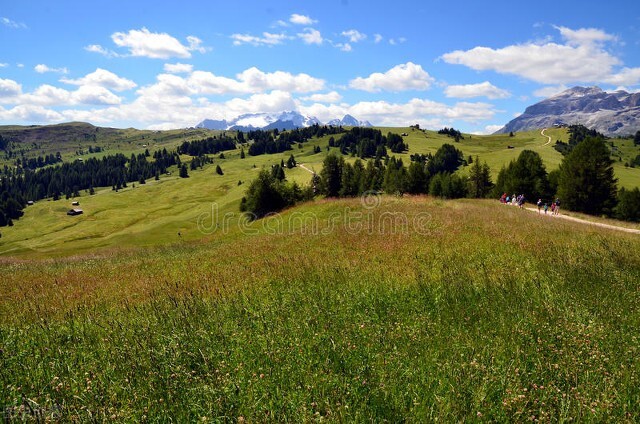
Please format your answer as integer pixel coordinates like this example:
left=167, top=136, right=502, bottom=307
left=16, top=153, right=62, bottom=170
left=244, top=125, right=345, bottom=156
left=554, top=124, right=604, bottom=155
left=177, top=136, right=236, bottom=156
left=317, top=143, right=488, bottom=199
left=330, top=128, right=408, bottom=158
left=240, top=168, right=314, bottom=219
left=437, top=127, right=464, bottom=141
left=493, top=150, right=552, bottom=201
left=273, top=124, right=343, bottom=145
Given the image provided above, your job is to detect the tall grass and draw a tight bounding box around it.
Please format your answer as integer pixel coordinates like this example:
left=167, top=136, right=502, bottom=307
left=1, top=197, right=640, bottom=421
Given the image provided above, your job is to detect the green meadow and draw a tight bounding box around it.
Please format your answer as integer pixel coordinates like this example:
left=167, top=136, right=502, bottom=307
left=2, top=197, right=640, bottom=421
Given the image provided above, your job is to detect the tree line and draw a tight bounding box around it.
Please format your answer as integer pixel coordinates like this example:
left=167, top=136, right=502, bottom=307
left=0, top=147, right=182, bottom=227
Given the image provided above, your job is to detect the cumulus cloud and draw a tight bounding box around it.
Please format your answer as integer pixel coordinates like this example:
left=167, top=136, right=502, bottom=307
left=0, top=105, right=63, bottom=123
left=289, top=14, right=317, bottom=25
left=231, top=32, right=288, bottom=47
left=297, top=28, right=323, bottom=45
left=164, top=63, right=194, bottom=74
left=71, top=86, right=122, bottom=105
left=110, top=27, right=207, bottom=59
left=187, top=67, right=324, bottom=95
left=444, top=81, right=511, bottom=99
left=350, top=62, right=434, bottom=92
left=0, top=63, right=8, bottom=68
left=301, top=91, right=343, bottom=103
left=301, top=98, right=497, bottom=127
left=441, top=26, right=640, bottom=86
left=0, top=78, right=22, bottom=100
left=342, top=30, right=366, bottom=43
left=34, top=64, right=68, bottom=74
left=374, top=34, right=383, bottom=44
left=61, top=68, right=137, bottom=91
left=553, top=25, right=617, bottom=46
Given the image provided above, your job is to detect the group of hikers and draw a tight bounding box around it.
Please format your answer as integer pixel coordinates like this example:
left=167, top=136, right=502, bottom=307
left=499, top=192, right=561, bottom=215
left=500, top=193, right=526, bottom=208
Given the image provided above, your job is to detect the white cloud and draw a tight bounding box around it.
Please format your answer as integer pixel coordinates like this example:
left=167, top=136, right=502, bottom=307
left=374, top=34, right=383, bottom=44
left=111, top=27, right=207, bottom=59
left=61, top=68, right=137, bottom=91
left=164, top=62, right=194, bottom=74
left=84, top=44, right=120, bottom=58
left=342, top=30, right=366, bottom=43
left=301, top=98, right=497, bottom=127
left=336, top=43, right=352, bottom=52
left=444, top=81, right=511, bottom=99
left=389, top=37, right=406, bottom=46
left=301, top=91, right=343, bottom=103
left=186, top=36, right=207, bottom=54
left=225, top=90, right=297, bottom=115
left=349, top=62, right=434, bottom=92
left=71, top=86, right=122, bottom=105
left=554, top=25, right=617, bottom=46
left=1, top=17, right=27, bottom=29
left=0, top=105, right=63, bottom=123
left=604, top=67, right=640, bottom=86
left=297, top=28, right=323, bottom=45
left=187, top=67, right=324, bottom=95
left=441, top=26, right=640, bottom=86
left=231, top=32, right=288, bottom=47
left=472, top=124, right=503, bottom=135
left=34, top=64, right=69, bottom=74
left=0, top=63, right=8, bottom=68
left=20, top=85, right=71, bottom=105
left=0, top=78, right=22, bottom=100
left=290, top=14, right=317, bottom=25
left=533, top=85, right=568, bottom=98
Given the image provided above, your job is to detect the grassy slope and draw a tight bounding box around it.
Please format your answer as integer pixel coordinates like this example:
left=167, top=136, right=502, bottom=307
left=0, top=122, right=221, bottom=165
left=1, top=126, right=639, bottom=257
left=1, top=197, right=640, bottom=421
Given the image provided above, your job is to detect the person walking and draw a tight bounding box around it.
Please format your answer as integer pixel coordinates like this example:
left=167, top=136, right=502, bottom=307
left=536, top=198, right=542, bottom=213
left=554, top=198, right=561, bottom=215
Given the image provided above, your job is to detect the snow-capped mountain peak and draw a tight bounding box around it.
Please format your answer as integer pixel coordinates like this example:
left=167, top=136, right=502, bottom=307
left=195, top=111, right=369, bottom=131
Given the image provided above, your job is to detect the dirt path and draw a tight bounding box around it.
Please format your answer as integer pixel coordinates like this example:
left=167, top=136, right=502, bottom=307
left=541, top=128, right=552, bottom=146
left=525, top=206, right=640, bottom=234
left=298, top=163, right=315, bottom=175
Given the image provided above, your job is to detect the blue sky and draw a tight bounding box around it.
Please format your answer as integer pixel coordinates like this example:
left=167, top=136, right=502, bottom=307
left=1, top=0, right=639, bottom=133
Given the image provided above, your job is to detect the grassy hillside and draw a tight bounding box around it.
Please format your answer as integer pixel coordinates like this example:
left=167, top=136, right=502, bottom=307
left=2, top=125, right=640, bottom=257
left=0, top=122, right=220, bottom=166
left=2, top=197, right=640, bottom=421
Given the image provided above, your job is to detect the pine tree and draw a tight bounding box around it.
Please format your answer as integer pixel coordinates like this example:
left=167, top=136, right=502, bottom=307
left=634, top=131, right=640, bottom=146
left=179, top=164, right=189, bottom=178
left=319, top=153, right=344, bottom=197
left=467, top=156, right=493, bottom=198
left=406, top=161, right=428, bottom=194
left=286, top=154, right=296, bottom=169
left=216, top=165, right=224, bottom=175
left=557, top=137, right=617, bottom=215
left=240, top=148, right=246, bottom=159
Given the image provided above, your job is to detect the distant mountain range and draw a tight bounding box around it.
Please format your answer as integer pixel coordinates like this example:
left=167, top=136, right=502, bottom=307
left=497, top=86, right=640, bottom=136
left=195, top=111, right=371, bottom=131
